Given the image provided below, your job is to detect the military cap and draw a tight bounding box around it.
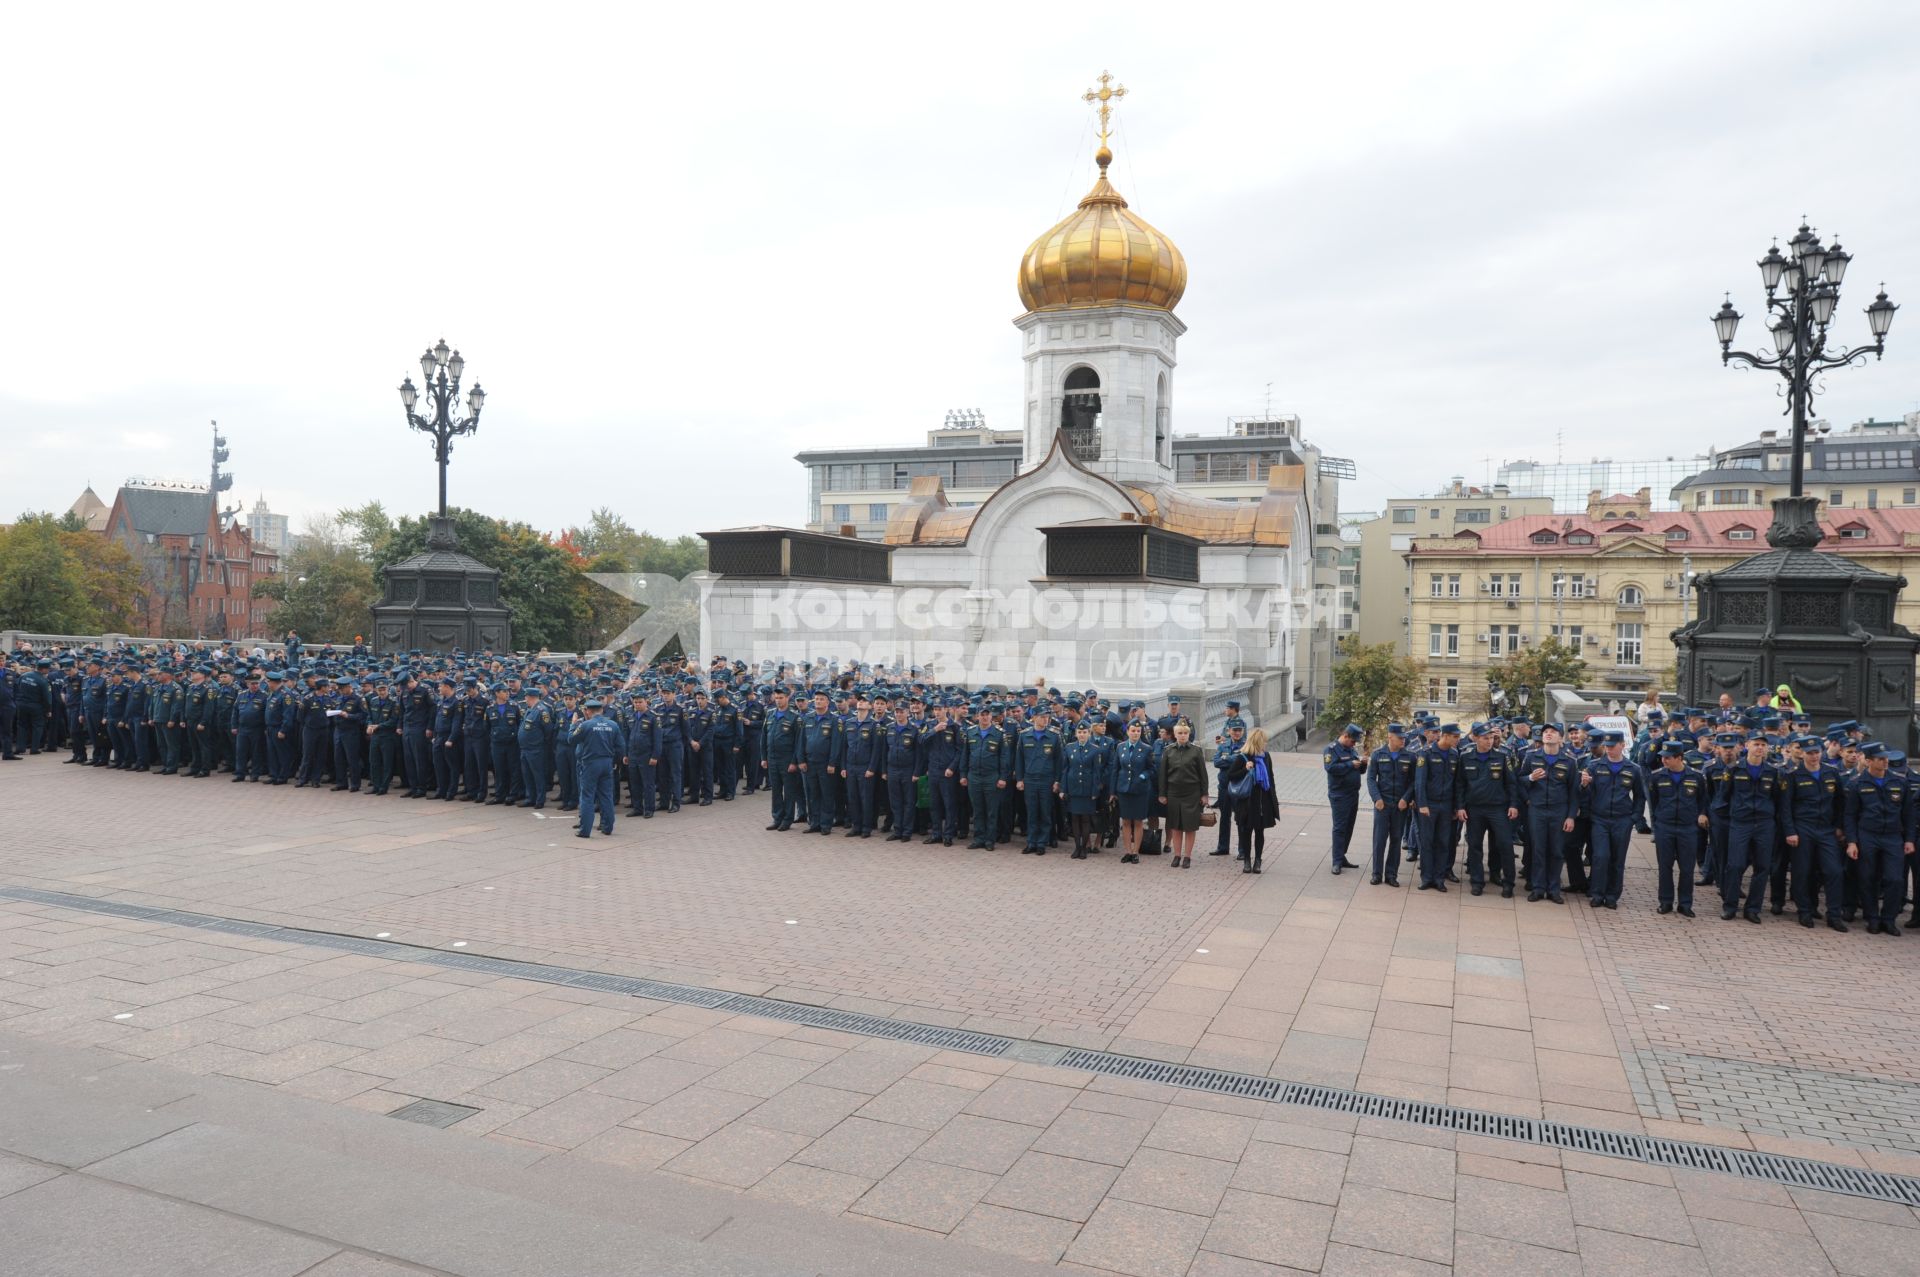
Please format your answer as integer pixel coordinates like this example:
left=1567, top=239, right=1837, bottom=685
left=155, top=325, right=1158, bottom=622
left=583, top=697, right=604, bottom=709
left=1437, top=722, right=1462, bottom=736
left=1341, top=722, right=1364, bottom=739
left=1225, top=699, right=1240, bottom=710
left=1386, top=722, right=1407, bottom=736
left=1713, top=731, right=1743, bottom=746
left=521, top=686, right=540, bottom=698
left=1659, top=740, right=1688, bottom=757
left=1890, top=750, right=1908, bottom=768
left=1168, top=695, right=1181, bottom=705
left=313, top=673, right=331, bottom=684
left=1862, top=741, right=1887, bottom=758
left=1469, top=722, right=1492, bottom=738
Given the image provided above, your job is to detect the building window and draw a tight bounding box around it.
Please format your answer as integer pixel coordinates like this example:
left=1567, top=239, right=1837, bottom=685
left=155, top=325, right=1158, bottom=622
left=1906, top=489, right=1917, bottom=505
left=1507, top=573, right=1522, bottom=596
left=1711, top=489, right=1750, bottom=505
left=1429, top=573, right=1444, bottom=598
left=1429, top=508, right=1440, bottom=520
left=1446, top=624, right=1460, bottom=657
left=1531, top=531, right=1557, bottom=545
left=1617, top=584, right=1643, bottom=607
left=1727, top=528, right=1755, bottom=541
left=1566, top=533, right=1593, bottom=545
left=1456, top=508, right=1490, bottom=524
left=831, top=504, right=850, bottom=523
left=1616, top=622, right=1643, bottom=666
left=1447, top=573, right=1461, bottom=598
left=1830, top=491, right=1845, bottom=507
left=1444, top=678, right=1459, bottom=705
left=1839, top=526, right=1868, bottom=540
left=1488, top=575, right=1503, bottom=598
left=1868, top=489, right=1879, bottom=509
left=868, top=504, right=888, bottom=522
left=1551, top=624, right=1584, bottom=654
left=1429, top=625, right=1443, bottom=658
left=1665, top=528, right=1687, bottom=541
left=1392, top=507, right=1417, bottom=524
left=1695, top=492, right=1707, bottom=509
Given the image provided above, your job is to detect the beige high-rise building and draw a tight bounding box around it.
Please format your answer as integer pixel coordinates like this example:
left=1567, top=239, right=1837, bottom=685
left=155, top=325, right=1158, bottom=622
left=1351, top=481, right=1553, bottom=653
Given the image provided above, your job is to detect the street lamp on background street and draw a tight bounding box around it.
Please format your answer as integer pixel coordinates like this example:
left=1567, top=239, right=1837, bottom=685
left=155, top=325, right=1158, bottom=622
left=398, top=339, right=486, bottom=519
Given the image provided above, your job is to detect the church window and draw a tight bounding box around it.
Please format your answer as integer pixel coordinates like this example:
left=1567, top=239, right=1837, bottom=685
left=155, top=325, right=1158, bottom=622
left=1061, top=367, right=1102, bottom=462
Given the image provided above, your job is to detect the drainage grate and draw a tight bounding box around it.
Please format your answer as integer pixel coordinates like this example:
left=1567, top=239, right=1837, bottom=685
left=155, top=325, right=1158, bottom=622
left=1058, top=1049, right=1285, bottom=1100
left=11, top=883, right=1920, bottom=1207
left=721, top=994, right=1014, bottom=1056
left=388, top=1098, right=480, bottom=1129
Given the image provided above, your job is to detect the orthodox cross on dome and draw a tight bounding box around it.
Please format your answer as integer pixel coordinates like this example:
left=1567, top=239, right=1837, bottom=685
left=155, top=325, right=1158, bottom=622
left=1082, top=71, right=1126, bottom=164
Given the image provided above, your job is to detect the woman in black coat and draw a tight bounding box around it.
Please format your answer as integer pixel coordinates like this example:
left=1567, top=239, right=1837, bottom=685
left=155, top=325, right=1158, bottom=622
left=1223, top=728, right=1279, bottom=872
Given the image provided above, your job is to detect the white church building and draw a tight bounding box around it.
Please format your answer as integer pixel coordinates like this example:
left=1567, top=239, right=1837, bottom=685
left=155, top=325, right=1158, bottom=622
left=698, top=103, right=1331, bottom=741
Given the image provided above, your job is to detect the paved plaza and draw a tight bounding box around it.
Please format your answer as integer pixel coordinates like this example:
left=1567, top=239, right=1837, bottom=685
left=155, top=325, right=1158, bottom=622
left=4, top=749, right=1920, bottom=1275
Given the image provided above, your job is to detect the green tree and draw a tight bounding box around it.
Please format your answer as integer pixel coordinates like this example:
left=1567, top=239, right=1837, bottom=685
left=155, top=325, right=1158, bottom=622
left=253, top=517, right=378, bottom=643
left=1474, top=636, right=1589, bottom=715
left=55, top=509, right=88, bottom=532
left=58, top=530, right=141, bottom=630
left=379, top=508, right=589, bottom=650
left=0, top=513, right=97, bottom=632
left=1319, top=638, right=1424, bottom=748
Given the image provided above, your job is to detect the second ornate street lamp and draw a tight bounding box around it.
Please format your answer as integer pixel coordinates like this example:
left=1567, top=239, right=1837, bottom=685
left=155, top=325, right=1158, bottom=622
left=1711, top=223, right=1897, bottom=533
left=398, top=338, right=486, bottom=519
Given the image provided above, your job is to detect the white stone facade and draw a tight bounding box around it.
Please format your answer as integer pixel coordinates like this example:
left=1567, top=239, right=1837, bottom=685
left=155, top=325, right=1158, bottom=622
left=1016, top=303, right=1185, bottom=485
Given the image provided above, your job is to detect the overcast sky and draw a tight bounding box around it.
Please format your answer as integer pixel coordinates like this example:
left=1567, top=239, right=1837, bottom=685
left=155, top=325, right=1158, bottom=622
left=4, top=1, right=1916, bottom=538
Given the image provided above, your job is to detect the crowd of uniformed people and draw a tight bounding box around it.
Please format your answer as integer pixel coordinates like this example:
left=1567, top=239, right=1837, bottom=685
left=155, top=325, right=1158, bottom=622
left=1, top=644, right=1282, bottom=863
left=1319, top=699, right=1920, bottom=935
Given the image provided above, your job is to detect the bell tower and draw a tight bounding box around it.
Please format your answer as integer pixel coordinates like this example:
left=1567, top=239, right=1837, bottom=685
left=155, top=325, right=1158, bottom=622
left=1013, top=73, right=1186, bottom=484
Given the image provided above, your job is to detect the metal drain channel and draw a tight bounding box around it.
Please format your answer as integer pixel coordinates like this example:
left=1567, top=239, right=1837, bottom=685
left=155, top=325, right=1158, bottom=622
left=9, top=885, right=1919, bottom=1207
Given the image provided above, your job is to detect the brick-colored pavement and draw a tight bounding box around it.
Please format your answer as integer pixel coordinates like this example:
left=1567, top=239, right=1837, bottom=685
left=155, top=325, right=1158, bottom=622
left=4, top=750, right=1920, bottom=1274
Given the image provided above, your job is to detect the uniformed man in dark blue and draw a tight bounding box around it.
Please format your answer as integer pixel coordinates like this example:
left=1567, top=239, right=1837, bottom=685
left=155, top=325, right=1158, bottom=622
left=125, top=665, right=151, bottom=771
left=1643, top=740, right=1707, bottom=916
left=106, top=666, right=131, bottom=769
left=656, top=685, right=686, bottom=812
left=230, top=671, right=268, bottom=782
left=1212, top=726, right=1243, bottom=857
left=459, top=675, right=489, bottom=801
left=183, top=665, right=216, bottom=777
left=1520, top=723, right=1579, bottom=903
left=919, top=699, right=964, bottom=846
left=1366, top=722, right=1415, bottom=886
left=711, top=686, right=739, bottom=801
left=363, top=677, right=399, bottom=794
left=1581, top=730, right=1649, bottom=910
left=263, top=669, right=295, bottom=784
left=739, top=686, right=766, bottom=795
left=517, top=686, right=554, bottom=809
left=61, top=661, right=89, bottom=764
left=12, top=656, right=49, bottom=755
left=882, top=700, right=922, bottom=841
left=432, top=679, right=464, bottom=800
left=571, top=697, right=623, bottom=838
left=330, top=674, right=367, bottom=791
left=1324, top=722, right=1365, bottom=875
left=761, top=686, right=801, bottom=830
left=1713, top=732, right=1789, bottom=922
left=1784, top=734, right=1847, bottom=930
left=1844, top=741, right=1912, bottom=935
left=0, top=654, right=15, bottom=761
left=83, top=659, right=109, bottom=766
left=482, top=683, right=518, bottom=804
left=799, top=690, right=842, bottom=834
left=841, top=694, right=880, bottom=838
left=1414, top=723, right=1462, bottom=890
left=1455, top=723, right=1519, bottom=896
left=1014, top=705, right=1061, bottom=854
left=962, top=701, right=1009, bottom=849
left=624, top=688, right=661, bottom=817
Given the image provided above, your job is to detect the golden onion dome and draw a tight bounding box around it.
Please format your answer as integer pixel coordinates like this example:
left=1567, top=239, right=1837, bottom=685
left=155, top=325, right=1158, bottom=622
left=1017, top=146, right=1186, bottom=313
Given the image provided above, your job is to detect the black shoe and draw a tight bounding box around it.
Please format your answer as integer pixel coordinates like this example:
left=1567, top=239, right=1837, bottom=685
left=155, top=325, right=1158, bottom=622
left=1721, top=907, right=1737, bottom=920
left=1210, top=849, right=1231, bottom=856
left=1470, top=884, right=1484, bottom=896
left=1868, top=920, right=1883, bottom=934
left=1418, top=882, right=1433, bottom=891
left=1658, top=903, right=1673, bottom=915
left=1770, top=903, right=1784, bottom=916
left=1696, top=875, right=1715, bottom=886
left=1122, top=854, right=1138, bottom=864
left=1369, top=875, right=1382, bottom=885
left=1885, top=922, right=1904, bottom=937
left=576, top=831, right=591, bottom=839
left=1745, top=911, right=1762, bottom=924
left=1550, top=892, right=1566, bottom=905
left=1242, top=864, right=1254, bottom=873
left=487, top=798, right=504, bottom=805
left=600, top=826, right=613, bottom=835
left=1798, top=915, right=1814, bottom=928
left=1330, top=864, right=1342, bottom=876
left=943, top=837, right=953, bottom=847
left=1528, top=890, right=1544, bottom=903
left=1501, top=886, right=1514, bottom=899
left=1386, top=878, right=1399, bottom=887
left=1446, top=871, right=1461, bottom=883
left=766, top=822, right=781, bottom=830
left=1339, top=858, right=1359, bottom=869
left=1677, top=905, right=1693, bottom=917
left=1828, top=918, right=1849, bottom=933
left=698, top=799, right=711, bottom=807
left=1434, top=882, right=1447, bottom=892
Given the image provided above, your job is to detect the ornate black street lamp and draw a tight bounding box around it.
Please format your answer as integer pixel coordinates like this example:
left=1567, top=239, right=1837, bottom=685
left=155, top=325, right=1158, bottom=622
left=1711, top=224, right=1897, bottom=523
left=398, top=338, right=486, bottom=519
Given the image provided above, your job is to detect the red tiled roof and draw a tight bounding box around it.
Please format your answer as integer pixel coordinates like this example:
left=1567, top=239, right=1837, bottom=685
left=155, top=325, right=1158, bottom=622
left=1595, top=493, right=1644, bottom=506
left=1408, top=508, right=1920, bottom=556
